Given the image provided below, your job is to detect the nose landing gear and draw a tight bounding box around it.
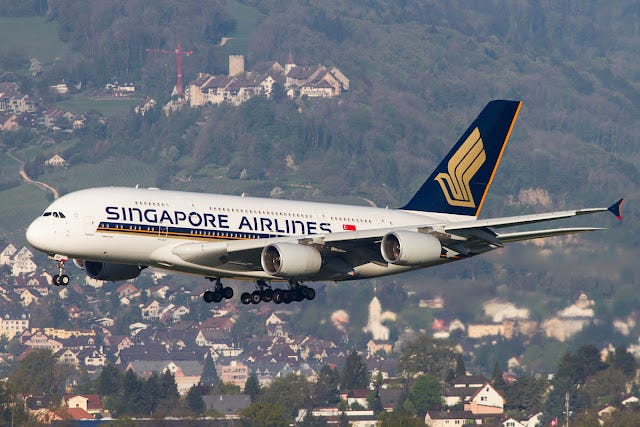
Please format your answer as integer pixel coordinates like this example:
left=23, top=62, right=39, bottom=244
left=51, top=256, right=70, bottom=286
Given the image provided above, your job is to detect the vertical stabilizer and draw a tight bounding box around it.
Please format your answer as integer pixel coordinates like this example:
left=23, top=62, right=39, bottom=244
left=402, top=100, right=522, bottom=217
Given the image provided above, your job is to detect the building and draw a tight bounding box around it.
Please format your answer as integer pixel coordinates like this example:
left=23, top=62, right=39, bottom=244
left=217, top=360, right=249, bottom=389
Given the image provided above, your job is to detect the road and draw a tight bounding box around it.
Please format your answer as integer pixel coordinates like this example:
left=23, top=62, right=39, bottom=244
left=7, top=150, right=60, bottom=199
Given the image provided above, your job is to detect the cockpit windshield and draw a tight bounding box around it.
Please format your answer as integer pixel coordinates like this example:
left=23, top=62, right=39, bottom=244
left=43, top=211, right=66, bottom=218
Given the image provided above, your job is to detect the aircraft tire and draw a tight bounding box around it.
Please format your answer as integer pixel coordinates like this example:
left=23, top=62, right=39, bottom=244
left=223, top=287, right=233, bottom=299
left=261, top=289, right=273, bottom=302
left=250, top=291, right=261, bottom=304
left=52, top=274, right=61, bottom=286
left=59, top=274, right=70, bottom=286
left=283, top=291, right=292, bottom=304
left=293, top=289, right=305, bottom=302
left=305, top=287, right=316, bottom=300
left=273, top=290, right=284, bottom=304
left=240, top=292, right=251, bottom=305
left=203, top=290, right=215, bottom=303
left=212, top=292, right=224, bottom=303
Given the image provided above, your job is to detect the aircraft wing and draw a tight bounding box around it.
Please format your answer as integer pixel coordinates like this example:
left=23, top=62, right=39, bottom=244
left=154, top=199, right=622, bottom=278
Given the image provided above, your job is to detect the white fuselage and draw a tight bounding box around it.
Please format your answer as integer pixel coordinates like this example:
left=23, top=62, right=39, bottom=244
left=26, top=187, right=470, bottom=281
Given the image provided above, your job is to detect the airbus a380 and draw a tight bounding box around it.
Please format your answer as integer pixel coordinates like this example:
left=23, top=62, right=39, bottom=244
left=26, top=100, right=623, bottom=305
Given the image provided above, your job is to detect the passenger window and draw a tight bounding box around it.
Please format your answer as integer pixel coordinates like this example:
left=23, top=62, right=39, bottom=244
left=53, top=212, right=59, bottom=218
left=59, top=212, right=66, bottom=218
left=43, top=212, right=51, bottom=217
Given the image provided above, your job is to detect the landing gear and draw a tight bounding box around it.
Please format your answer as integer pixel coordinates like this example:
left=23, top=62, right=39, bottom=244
left=51, top=257, right=69, bottom=287
left=202, top=278, right=234, bottom=304
left=241, top=280, right=315, bottom=305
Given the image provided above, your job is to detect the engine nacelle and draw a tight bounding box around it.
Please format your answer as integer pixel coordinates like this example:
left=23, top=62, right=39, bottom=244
left=261, top=243, right=322, bottom=278
left=381, top=231, right=442, bottom=266
left=84, top=261, right=144, bottom=281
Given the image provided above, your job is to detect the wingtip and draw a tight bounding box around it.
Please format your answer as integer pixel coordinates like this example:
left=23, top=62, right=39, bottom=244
left=608, top=198, right=625, bottom=221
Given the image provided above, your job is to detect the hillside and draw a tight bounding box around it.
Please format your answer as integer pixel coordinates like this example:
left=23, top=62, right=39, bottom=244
left=1, top=0, right=639, bottom=354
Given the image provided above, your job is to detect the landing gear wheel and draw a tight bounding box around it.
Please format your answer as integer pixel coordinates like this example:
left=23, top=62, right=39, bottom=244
left=273, top=289, right=284, bottom=304
left=250, top=291, right=261, bottom=304
left=52, top=274, right=61, bottom=286
left=203, top=290, right=216, bottom=303
left=223, top=287, right=234, bottom=300
left=293, top=288, right=305, bottom=302
left=261, top=288, right=273, bottom=303
left=240, top=292, right=251, bottom=305
left=212, top=292, right=223, bottom=303
left=305, top=287, right=316, bottom=300
left=283, top=291, right=292, bottom=304
left=59, top=274, right=70, bottom=286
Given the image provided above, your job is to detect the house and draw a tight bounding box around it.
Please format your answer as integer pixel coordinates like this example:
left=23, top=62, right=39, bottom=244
left=0, top=243, right=17, bottom=265
left=23, top=330, right=63, bottom=352
left=203, top=394, right=251, bottom=416
left=503, top=418, right=527, bottom=427
left=425, top=410, right=481, bottom=426
left=379, top=388, right=402, bottom=411
left=0, top=315, right=29, bottom=339
left=63, top=394, right=104, bottom=415
left=116, top=282, right=139, bottom=299
left=141, top=300, right=162, bottom=321
left=126, top=360, right=203, bottom=395
left=56, top=348, right=81, bottom=367
left=17, top=288, right=41, bottom=307
left=366, top=339, right=392, bottom=357
left=346, top=389, right=370, bottom=409
left=45, top=154, right=67, bottom=168
left=444, top=375, right=504, bottom=415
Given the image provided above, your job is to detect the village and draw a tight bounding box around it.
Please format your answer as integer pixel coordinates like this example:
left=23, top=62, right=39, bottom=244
left=1, top=241, right=638, bottom=426
left=0, top=54, right=349, bottom=132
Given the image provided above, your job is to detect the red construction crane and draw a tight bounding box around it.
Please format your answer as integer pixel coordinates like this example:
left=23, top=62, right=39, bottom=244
left=146, top=42, right=193, bottom=96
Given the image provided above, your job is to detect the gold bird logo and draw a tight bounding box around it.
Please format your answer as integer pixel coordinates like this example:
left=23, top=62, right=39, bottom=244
left=434, top=127, right=486, bottom=208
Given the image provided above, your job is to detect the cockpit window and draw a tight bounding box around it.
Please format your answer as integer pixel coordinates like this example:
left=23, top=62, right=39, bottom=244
left=43, top=211, right=66, bottom=218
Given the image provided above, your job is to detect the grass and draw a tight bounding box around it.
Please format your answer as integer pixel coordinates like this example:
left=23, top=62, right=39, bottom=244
left=222, top=0, right=265, bottom=55
left=0, top=17, right=65, bottom=64
left=55, top=94, right=140, bottom=118
left=43, top=156, right=158, bottom=192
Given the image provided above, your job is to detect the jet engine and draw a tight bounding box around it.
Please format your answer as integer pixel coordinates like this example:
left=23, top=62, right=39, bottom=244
left=381, top=231, right=442, bottom=266
left=83, top=260, right=144, bottom=281
left=261, top=243, right=322, bottom=277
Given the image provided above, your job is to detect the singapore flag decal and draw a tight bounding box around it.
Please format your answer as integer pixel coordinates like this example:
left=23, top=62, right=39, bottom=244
left=342, top=224, right=356, bottom=231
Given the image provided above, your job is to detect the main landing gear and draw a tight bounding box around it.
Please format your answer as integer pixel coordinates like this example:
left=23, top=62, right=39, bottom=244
left=51, top=256, right=70, bottom=287
left=240, top=280, right=316, bottom=305
left=202, top=278, right=234, bottom=304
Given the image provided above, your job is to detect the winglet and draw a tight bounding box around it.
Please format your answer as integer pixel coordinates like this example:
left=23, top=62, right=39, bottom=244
left=608, top=198, right=625, bottom=220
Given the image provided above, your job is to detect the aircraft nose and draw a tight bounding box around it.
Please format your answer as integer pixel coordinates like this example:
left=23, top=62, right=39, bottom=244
left=26, top=218, right=50, bottom=252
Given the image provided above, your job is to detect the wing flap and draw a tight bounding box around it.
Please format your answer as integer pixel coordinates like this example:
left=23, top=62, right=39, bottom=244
left=497, top=227, right=603, bottom=243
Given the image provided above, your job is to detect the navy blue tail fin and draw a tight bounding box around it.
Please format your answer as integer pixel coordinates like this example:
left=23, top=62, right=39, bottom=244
left=402, top=100, right=522, bottom=217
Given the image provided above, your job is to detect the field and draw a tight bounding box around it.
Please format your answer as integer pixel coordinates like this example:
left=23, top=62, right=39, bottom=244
left=0, top=184, right=50, bottom=245
left=0, top=17, right=65, bottom=64
left=220, top=0, right=264, bottom=55
left=55, top=94, right=140, bottom=118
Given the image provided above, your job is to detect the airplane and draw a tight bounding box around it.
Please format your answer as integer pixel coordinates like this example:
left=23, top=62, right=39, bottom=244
left=26, top=100, right=624, bottom=305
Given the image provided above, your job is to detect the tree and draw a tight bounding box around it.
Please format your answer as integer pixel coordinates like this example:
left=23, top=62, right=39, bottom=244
left=409, top=375, right=442, bottom=416
left=491, top=362, right=507, bottom=392
left=454, top=353, right=466, bottom=377
left=186, top=385, right=205, bottom=415
left=9, top=350, right=66, bottom=396
left=97, top=364, right=122, bottom=396
left=397, top=335, right=456, bottom=380
left=244, top=372, right=261, bottom=403
left=314, top=365, right=340, bottom=406
left=259, top=374, right=309, bottom=417
left=341, top=350, right=370, bottom=391
left=611, top=346, right=637, bottom=377
left=241, top=402, right=288, bottom=427
left=200, top=353, right=220, bottom=388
